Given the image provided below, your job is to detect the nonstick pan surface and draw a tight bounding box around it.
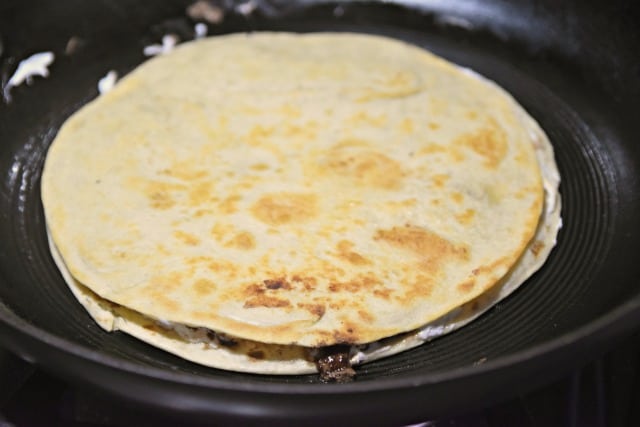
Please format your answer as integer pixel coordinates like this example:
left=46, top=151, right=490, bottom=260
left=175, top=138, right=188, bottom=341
left=1, top=0, right=640, bottom=425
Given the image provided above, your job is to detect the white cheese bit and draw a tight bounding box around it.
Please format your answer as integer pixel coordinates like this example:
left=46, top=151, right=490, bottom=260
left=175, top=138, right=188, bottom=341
left=4, top=51, right=54, bottom=102
left=194, top=23, right=208, bottom=39
left=417, top=324, right=447, bottom=341
left=235, top=0, right=257, bottom=16
left=155, top=319, right=217, bottom=345
left=143, top=34, right=179, bottom=57
left=98, top=70, right=118, bottom=94
left=350, top=350, right=367, bottom=365
left=417, top=308, right=461, bottom=341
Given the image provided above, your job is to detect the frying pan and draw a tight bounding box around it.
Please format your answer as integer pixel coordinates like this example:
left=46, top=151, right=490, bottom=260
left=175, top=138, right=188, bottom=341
left=1, top=0, right=639, bottom=425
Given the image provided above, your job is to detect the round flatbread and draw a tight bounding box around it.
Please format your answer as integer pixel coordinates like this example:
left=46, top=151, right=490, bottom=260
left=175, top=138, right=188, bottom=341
left=42, top=33, right=559, bottom=364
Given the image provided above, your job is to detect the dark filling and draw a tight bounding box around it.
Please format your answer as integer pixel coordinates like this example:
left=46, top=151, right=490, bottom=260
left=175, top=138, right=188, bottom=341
left=206, top=330, right=238, bottom=347
left=314, top=345, right=356, bottom=383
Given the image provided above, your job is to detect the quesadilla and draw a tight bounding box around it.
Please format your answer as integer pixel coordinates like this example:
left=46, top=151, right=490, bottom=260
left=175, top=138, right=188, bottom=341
left=41, top=32, right=561, bottom=380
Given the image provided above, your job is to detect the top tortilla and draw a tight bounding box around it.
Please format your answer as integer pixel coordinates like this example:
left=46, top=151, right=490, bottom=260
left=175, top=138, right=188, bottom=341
left=41, top=32, right=544, bottom=347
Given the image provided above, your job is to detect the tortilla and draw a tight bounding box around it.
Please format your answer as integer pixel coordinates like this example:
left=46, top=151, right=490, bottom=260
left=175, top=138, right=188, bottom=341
left=41, top=32, right=561, bottom=375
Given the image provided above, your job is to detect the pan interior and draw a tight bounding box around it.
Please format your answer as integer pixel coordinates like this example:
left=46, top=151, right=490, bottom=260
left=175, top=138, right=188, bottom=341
left=0, top=0, right=639, bottom=390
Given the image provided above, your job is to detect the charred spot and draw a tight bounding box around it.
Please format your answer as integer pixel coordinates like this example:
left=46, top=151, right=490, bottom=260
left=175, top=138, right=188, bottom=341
left=248, top=350, right=265, bottom=359
left=263, top=278, right=291, bottom=290
left=244, top=295, right=291, bottom=308
left=314, top=345, right=355, bottom=383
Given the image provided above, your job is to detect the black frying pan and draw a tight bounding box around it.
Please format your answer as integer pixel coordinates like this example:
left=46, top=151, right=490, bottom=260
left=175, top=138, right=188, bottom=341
left=1, top=0, right=640, bottom=425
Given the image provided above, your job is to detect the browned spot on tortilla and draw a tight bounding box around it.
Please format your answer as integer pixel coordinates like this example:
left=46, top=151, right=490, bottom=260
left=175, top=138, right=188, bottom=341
left=335, top=240, right=371, bottom=266
left=449, top=147, right=466, bottom=163
left=399, top=118, right=414, bottom=133
left=398, top=274, right=433, bottom=303
left=219, top=194, right=241, bottom=214
left=385, top=198, right=417, bottom=210
left=472, top=256, right=511, bottom=279
left=333, top=326, right=358, bottom=344
left=455, top=208, right=476, bottom=225
left=148, top=190, right=175, bottom=209
left=193, top=208, right=214, bottom=218
left=224, top=231, right=255, bottom=250
left=188, top=181, right=214, bottom=206
left=451, top=191, right=464, bottom=204
left=428, top=122, right=440, bottom=130
left=173, top=230, right=200, bottom=246
left=328, top=274, right=381, bottom=293
left=140, top=180, right=188, bottom=210
left=263, top=277, right=291, bottom=290
left=297, top=302, right=326, bottom=318
left=291, top=275, right=318, bottom=291
left=457, top=279, right=476, bottom=293
left=192, top=278, right=216, bottom=296
left=244, top=295, right=291, bottom=308
left=328, top=298, right=351, bottom=311
left=246, top=124, right=275, bottom=146
left=251, top=192, right=317, bottom=225
left=431, top=174, right=449, bottom=188
left=158, top=166, right=209, bottom=182
left=455, top=118, right=508, bottom=169
left=278, top=103, right=301, bottom=118
left=250, top=163, right=269, bottom=171
left=349, top=111, right=388, bottom=127
left=466, top=110, right=479, bottom=120
left=206, top=260, right=240, bottom=279
left=243, top=283, right=265, bottom=297
left=322, top=142, right=404, bottom=190
left=374, top=225, right=469, bottom=274
left=358, top=310, right=374, bottom=322
left=530, top=240, right=545, bottom=257
left=418, top=143, right=446, bottom=156
left=210, top=222, right=229, bottom=242
left=283, top=123, right=317, bottom=140
left=373, top=288, right=392, bottom=299
left=155, top=293, right=180, bottom=312
left=148, top=272, right=185, bottom=296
